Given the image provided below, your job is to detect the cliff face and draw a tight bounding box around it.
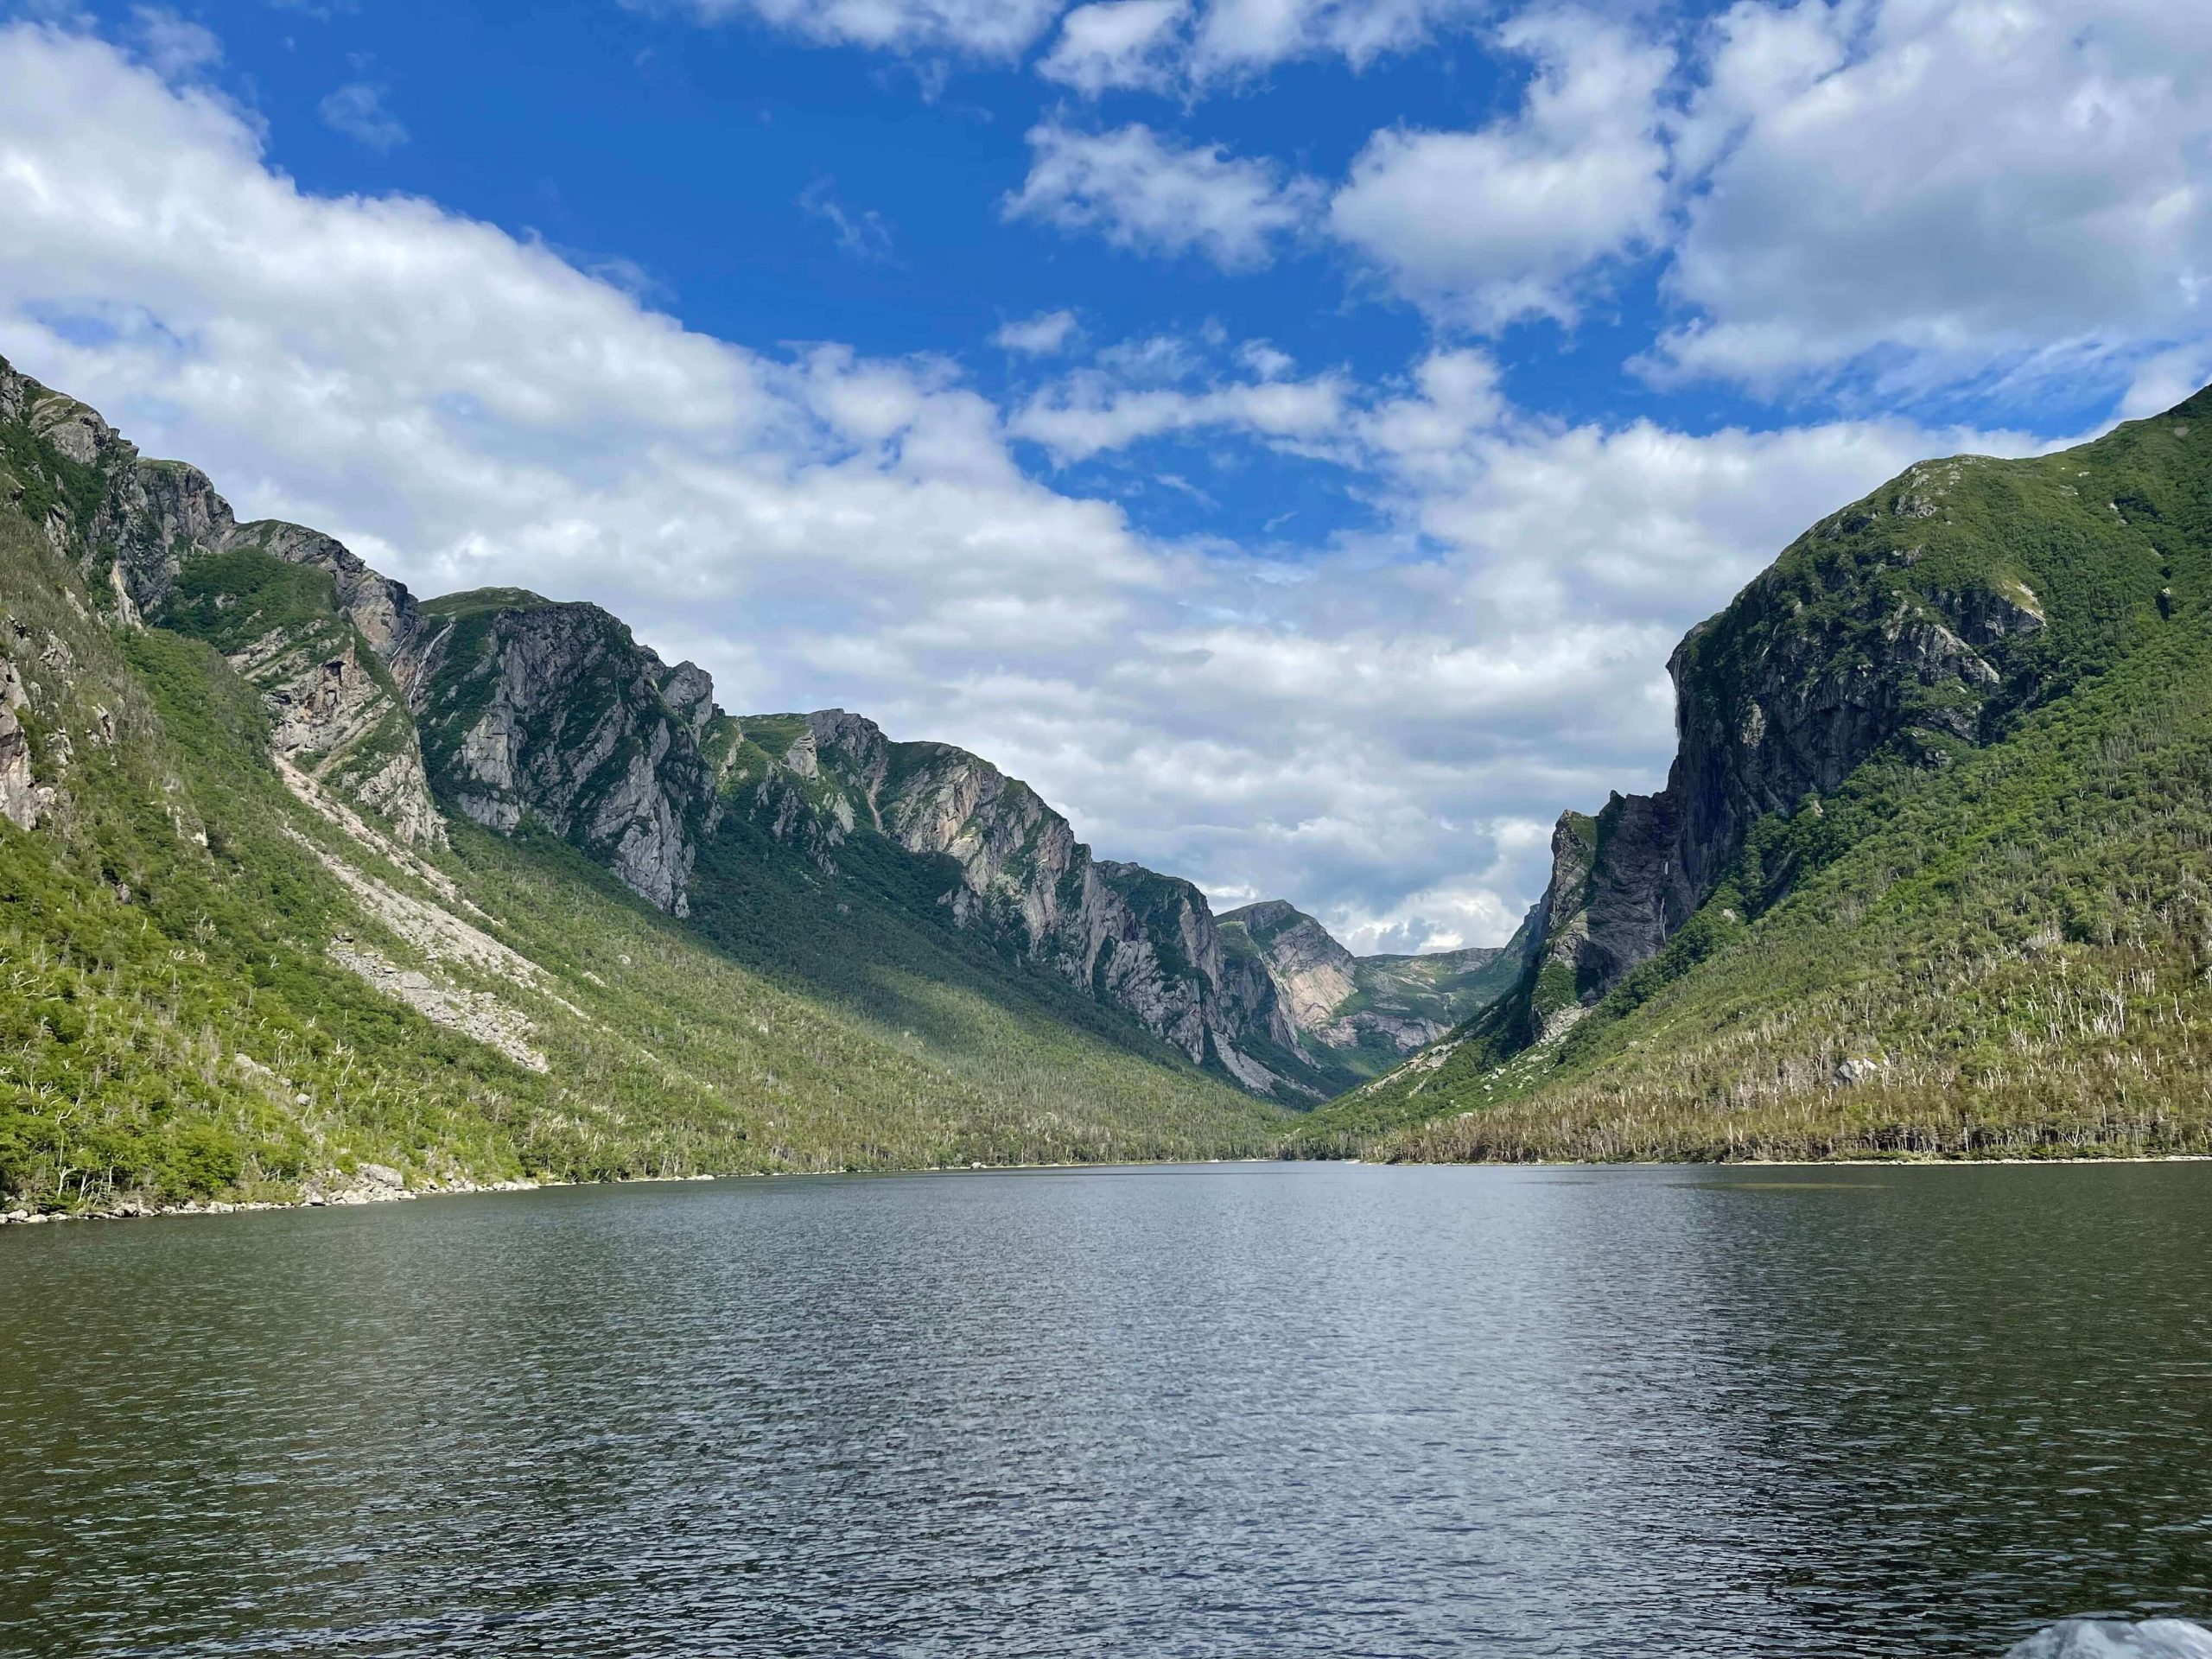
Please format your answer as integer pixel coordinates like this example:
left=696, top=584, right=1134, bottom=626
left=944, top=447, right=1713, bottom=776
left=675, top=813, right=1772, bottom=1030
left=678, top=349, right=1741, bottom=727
left=0, top=359, right=445, bottom=848
left=1479, top=455, right=2077, bottom=1055
left=399, top=593, right=721, bottom=916
left=1218, top=899, right=1518, bottom=1066
left=726, top=708, right=1321, bottom=1096
left=1222, top=901, right=1359, bottom=1033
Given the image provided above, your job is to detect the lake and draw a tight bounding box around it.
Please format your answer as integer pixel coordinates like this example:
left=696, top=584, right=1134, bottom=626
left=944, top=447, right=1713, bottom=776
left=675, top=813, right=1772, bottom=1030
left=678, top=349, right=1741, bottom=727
left=3, top=1161, right=2209, bottom=1656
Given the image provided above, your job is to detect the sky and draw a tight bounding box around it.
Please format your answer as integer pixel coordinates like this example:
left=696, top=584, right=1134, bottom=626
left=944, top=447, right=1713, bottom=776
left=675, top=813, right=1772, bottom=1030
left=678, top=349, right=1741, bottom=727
left=3, top=0, right=2210, bottom=953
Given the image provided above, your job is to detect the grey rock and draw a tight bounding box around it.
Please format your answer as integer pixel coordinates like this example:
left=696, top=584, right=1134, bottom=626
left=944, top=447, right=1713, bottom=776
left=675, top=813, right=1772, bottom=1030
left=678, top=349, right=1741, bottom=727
left=740, top=708, right=1319, bottom=1096
left=1482, top=458, right=2069, bottom=1051
left=0, top=662, right=38, bottom=831
left=401, top=596, right=715, bottom=915
left=1224, top=900, right=1357, bottom=1033
left=0, top=358, right=444, bottom=845
left=1218, top=899, right=1510, bottom=1060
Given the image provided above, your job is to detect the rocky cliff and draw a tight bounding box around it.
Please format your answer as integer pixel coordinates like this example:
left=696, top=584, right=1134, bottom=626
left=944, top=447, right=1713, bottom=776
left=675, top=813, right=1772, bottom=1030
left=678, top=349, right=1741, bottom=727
left=0, top=359, right=445, bottom=848
left=1317, top=397, right=2212, bottom=1160
left=721, top=708, right=1326, bottom=1096
left=398, top=590, right=723, bottom=915
left=1218, top=899, right=1518, bottom=1071
left=1436, top=450, right=2109, bottom=1066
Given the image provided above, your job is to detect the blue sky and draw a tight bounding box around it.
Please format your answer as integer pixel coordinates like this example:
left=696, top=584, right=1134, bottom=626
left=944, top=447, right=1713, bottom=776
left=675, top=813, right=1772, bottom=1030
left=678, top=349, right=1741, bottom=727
left=4, top=0, right=2210, bottom=950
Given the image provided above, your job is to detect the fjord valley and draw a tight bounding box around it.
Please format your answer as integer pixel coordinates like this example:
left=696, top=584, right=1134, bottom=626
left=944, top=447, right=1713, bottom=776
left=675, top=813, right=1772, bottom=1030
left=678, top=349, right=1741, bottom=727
left=1317, top=393, right=2212, bottom=1166
left=0, top=357, right=1510, bottom=1217
left=14, top=350, right=2212, bottom=1219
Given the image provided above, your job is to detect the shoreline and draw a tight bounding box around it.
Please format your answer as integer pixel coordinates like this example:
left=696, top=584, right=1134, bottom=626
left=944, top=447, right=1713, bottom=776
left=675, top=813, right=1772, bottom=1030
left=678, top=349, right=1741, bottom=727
left=8, top=1147, right=2212, bottom=1229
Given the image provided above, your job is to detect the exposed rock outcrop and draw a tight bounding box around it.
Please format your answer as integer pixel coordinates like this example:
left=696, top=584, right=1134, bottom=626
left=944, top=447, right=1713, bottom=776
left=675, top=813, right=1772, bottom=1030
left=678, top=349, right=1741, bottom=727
left=732, top=708, right=1318, bottom=1095
left=399, top=594, right=715, bottom=915
left=1223, top=900, right=1358, bottom=1033
left=1459, top=455, right=2082, bottom=1062
left=1220, top=899, right=1517, bottom=1063
left=0, top=357, right=444, bottom=845
left=0, top=655, right=43, bottom=830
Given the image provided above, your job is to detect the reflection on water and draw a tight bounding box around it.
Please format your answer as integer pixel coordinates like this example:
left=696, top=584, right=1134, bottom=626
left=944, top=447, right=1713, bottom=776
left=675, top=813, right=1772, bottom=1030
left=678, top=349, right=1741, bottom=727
left=3, top=1161, right=2209, bottom=1656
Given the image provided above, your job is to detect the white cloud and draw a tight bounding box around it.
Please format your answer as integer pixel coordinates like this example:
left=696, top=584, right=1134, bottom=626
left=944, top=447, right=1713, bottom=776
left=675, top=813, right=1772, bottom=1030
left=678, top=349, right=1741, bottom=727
left=1329, top=10, right=1672, bottom=327
left=0, top=18, right=2063, bottom=957
left=129, top=6, right=219, bottom=77
left=1656, top=0, right=2212, bottom=393
left=798, top=178, right=895, bottom=263
left=1004, top=120, right=1321, bottom=270
left=650, top=0, right=1482, bottom=86
left=318, top=81, right=407, bottom=150
left=2120, top=343, right=2212, bottom=420
left=1191, top=0, right=1482, bottom=79
left=644, top=0, right=1065, bottom=58
left=991, top=308, right=1082, bottom=355
left=1037, top=0, right=1186, bottom=93
left=1033, top=0, right=1495, bottom=98
left=1010, top=360, right=1353, bottom=460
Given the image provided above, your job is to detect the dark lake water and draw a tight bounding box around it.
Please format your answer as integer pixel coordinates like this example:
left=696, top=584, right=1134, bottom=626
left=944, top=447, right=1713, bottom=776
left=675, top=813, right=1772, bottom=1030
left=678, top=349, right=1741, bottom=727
left=3, top=1161, right=2211, bottom=1657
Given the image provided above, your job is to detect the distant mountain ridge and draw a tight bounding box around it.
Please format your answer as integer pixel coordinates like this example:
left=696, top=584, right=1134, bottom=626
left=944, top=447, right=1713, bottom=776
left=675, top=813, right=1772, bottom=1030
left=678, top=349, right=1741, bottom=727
left=1217, top=899, right=1523, bottom=1082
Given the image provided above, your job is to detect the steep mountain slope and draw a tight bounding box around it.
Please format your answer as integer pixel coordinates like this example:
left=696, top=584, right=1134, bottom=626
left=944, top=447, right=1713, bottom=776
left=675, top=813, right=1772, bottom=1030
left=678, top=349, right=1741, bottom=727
left=0, top=356, right=1290, bottom=1214
left=402, top=588, right=723, bottom=916
left=1317, top=394, right=2212, bottom=1160
left=1217, top=900, right=1524, bottom=1081
left=705, top=707, right=1343, bottom=1099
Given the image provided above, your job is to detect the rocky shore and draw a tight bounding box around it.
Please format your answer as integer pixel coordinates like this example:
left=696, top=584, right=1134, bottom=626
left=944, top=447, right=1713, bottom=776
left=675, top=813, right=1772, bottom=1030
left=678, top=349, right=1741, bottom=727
left=0, top=1168, right=545, bottom=1226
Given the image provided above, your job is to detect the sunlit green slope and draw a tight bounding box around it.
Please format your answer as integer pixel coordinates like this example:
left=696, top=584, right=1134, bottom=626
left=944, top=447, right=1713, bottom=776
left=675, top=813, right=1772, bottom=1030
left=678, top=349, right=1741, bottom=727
left=1312, top=396, right=2212, bottom=1161
left=0, top=395, right=1282, bottom=1215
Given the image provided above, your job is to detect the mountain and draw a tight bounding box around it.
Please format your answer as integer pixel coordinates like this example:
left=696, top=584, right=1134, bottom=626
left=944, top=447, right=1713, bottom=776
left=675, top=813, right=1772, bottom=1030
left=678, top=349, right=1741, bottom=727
left=1217, top=900, right=1524, bottom=1082
left=709, top=709, right=1346, bottom=1099
left=0, top=355, right=1308, bottom=1215
left=1315, top=393, right=2212, bottom=1161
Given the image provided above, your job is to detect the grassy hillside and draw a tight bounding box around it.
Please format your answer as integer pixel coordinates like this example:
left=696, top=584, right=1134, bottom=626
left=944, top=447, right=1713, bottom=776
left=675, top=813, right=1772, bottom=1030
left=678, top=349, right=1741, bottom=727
left=0, top=514, right=1283, bottom=1214
left=1309, top=398, right=2212, bottom=1162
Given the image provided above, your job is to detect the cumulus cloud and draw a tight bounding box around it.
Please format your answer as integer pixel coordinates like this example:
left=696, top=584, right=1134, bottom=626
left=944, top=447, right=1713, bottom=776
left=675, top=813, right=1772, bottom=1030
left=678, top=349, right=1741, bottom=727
left=991, top=308, right=1083, bottom=355
left=640, top=0, right=1065, bottom=58
left=0, top=18, right=2055, bottom=955
left=1329, top=10, right=1672, bottom=327
left=1004, top=120, right=1322, bottom=270
left=317, top=81, right=408, bottom=150
left=1010, top=360, right=1353, bottom=461
left=1037, top=0, right=1186, bottom=93
left=1655, top=0, right=2212, bottom=394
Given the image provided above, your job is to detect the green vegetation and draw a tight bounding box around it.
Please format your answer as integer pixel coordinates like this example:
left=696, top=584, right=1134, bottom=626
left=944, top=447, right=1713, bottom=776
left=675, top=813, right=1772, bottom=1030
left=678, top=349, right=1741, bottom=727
left=1311, top=399, right=2212, bottom=1163
left=0, top=381, right=1286, bottom=1216
left=0, top=543, right=1283, bottom=1209
left=18, top=343, right=2212, bottom=1207
left=418, top=587, right=555, bottom=618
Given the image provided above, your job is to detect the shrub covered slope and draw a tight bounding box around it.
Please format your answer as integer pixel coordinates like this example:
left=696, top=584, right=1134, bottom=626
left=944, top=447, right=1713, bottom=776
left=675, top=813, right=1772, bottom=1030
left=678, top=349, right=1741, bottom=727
left=0, top=363, right=1285, bottom=1212
left=1315, top=395, right=2212, bottom=1162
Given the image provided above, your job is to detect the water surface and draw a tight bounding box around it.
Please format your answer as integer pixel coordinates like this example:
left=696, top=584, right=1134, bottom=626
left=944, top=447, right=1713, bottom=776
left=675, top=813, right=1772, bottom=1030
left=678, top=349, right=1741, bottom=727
left=3, top=1161, right=2210, bottom=1656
